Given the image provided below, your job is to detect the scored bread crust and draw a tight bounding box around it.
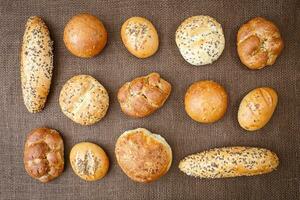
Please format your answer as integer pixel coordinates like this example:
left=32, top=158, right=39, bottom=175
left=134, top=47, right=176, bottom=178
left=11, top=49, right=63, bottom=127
left=69, top=142, right=109, bottom=181
left=238, top=87, right=278, bottom=131
left=115, top=128, right=172, bottom=183
left=23, top=128, right=64, bottom=183
left=121, top=17, right=159, bottom=58
left=179, top=146, right=279, bottom=178
left=175, top=15, right=225, bottom=66
left=59, top=75, right=109, bottom=125
left=117, top=73, right=171, bottom=118
left=20, top=16, right=53, bottom=113
left=237, top=17, right=284, bottom=69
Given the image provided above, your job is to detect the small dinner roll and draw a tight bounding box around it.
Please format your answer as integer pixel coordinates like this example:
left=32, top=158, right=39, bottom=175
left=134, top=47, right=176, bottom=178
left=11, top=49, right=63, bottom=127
left=237, top=17, right=284, bottom=69
left=238, top=87, right=278, bottom=131
left=115, top=128, right=172, bottom=183
left=121, top=17, right=159, bottom=58
left=185, top=80, right=228, bottom=123
left=59, top=75, right=109, bottom=125
left=175, top=16, right=225, bottom=66
left=70, top=142, right=109, bottom=181
left=24, top=128, right=64, bottom=183
left=64, top=13, right=107, bottom=58
left=117, top=72, right=171, bottom=118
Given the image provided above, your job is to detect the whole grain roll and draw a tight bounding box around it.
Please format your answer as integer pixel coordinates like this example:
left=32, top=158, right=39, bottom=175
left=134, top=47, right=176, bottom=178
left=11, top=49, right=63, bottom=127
left=115, top=128, right=172, bottom=183
left=24, top=128, right=64, bottom=183
left=179, top=146, right=279, bottom=178
left=176, top=15, right=225, bottom=66
left=59, top=75, right=109, bottom=125
left=20, top=16, right=53, bottom=113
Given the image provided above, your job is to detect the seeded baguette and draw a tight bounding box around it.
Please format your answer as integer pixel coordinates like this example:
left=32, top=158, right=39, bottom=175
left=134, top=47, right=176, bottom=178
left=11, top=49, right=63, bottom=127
left=21, top=16, right=53, bottom=113
left=179, top=146, right=279, bottom=178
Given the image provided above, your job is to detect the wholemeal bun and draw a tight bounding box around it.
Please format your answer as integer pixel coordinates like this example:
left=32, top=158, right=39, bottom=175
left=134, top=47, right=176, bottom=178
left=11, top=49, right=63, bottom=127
left=24, top=128, right=64, bottom=183
left=117, top=72, right=171, bottom=118
left=64, top=13, right=107, bottom=58
left=21, top=16, right=53, bottom=113
left=70, top=142, right=109, bottom=181
left=184, top=80, right=228, bottom=123
left=121, top=17, right=159, bottom=58
left=59, top=75, right=109, bottom=125
left=237, top=17, right=284, bottom=69
left=115, top=128, right=172, bottom=183
left=238, top=87, right=278, bottom=131
left=175, top=15, right=225, bottom=66
left=179, top=146, right=279, bottom=178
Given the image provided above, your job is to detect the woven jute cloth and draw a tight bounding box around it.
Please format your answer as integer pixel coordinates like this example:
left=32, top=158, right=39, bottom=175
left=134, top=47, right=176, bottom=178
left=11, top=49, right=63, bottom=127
left=0, top=0, right=299, bottom=199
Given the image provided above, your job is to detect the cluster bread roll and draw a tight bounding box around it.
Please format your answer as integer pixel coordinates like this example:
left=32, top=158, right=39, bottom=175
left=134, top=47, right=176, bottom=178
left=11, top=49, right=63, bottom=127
left=179, top=146, right=279, bottom=178
left=20, top=16, right=53, bottom=113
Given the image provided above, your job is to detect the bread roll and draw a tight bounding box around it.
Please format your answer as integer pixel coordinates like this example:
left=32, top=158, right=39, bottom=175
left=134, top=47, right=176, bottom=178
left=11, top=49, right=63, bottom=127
left=121, top=17, right=159, bottom=58
left=238, top=87, right=278, bottom=131
left=115, top=128, right=172, bottom=183
left=175, top=16, right=225, bottom=66
left=184, top=80, right=228, bottom=123
left=237, top=17, right=284, bottom=69
left=59, top=75, right=109, bottom=125
left=64, top=13, right=107, bottom=58
left=24, top=128, right=64, bottom=183
left=70, top=142, right=109, bottom=181
left=20, top=16, right=53, bottom=113
left=117, top=72, right=171, bottom=118
left=179, top=146, right=279, bottom=178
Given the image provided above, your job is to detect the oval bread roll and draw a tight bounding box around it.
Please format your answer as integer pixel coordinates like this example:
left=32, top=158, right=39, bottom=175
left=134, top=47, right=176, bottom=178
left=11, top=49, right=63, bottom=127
left=179, top=146, right=279, bottom=178
left=238, top=87, right=278, bottom=131
left=121, top=17, right=159, bottom=58
left=21, top=16, right=53, bottom=113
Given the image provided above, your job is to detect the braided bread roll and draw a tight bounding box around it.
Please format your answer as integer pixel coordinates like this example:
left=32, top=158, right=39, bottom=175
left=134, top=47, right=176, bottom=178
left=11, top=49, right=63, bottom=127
left=117, top=73, right=171, bottom=118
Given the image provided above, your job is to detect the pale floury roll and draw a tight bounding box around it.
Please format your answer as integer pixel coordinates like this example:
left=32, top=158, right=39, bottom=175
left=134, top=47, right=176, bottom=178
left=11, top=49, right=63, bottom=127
left=175, top=15, right=225, bottom=66
left=115, top=128, right=172, bottom=183
left=59, top=75, right=109, bottom=125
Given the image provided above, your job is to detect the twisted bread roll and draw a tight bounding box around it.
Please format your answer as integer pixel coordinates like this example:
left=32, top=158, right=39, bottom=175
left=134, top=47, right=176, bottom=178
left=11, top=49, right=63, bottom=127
left=117, top=73, right=171, bottom=118
left=237, top=17, right=283, bottom=69
left=24, top=128, right=64, bottom=183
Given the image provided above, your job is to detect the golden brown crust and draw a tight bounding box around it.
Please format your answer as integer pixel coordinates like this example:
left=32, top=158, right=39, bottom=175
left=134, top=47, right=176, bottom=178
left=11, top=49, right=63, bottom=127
left=24, top=128, right=64, bottom=183
left=59, top=75, right=109, bottom=125
left=238, top=87, right=278, bottom=131
left=115, top=128, right=172, bottom=183
left=64, top=13, right=107, bottom=58
left=121, top=17, right=159, bottom=58
left=70, top=142, right=109, bottom=181
left=21, top=16, right=53, bottom=113
left=184, top=80, right=228, bottom=123
left=237, top=17, right=284, bottom=69
left=117, top=73, right=171, bottom=118
left=179, top=146, right=279, bottom=178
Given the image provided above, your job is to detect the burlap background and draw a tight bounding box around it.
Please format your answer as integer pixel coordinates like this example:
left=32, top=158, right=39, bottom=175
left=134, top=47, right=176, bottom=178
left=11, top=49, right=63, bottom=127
left=0, top=0, right=299, bottom=199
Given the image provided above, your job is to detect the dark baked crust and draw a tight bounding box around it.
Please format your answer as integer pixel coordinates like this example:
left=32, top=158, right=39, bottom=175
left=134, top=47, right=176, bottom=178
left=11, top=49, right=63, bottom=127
left=237, top=17, right=284, bottom=69
left=117, top=73, right=171, bottom=118
left=24, top=128, right=64, bottom=183
left=115, top=128, right=172, bottom=183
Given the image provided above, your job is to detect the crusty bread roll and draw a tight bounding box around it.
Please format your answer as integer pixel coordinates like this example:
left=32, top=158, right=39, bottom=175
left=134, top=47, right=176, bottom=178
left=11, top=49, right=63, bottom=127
left=70, top=142, right=109, bottom=181
left=117, top=72, right=171, bottom=118
left=238, top=87, right=278, bottom=131
left=184, top=80, right=228, bottom=123
left=24, top=128, right=64, bottom=183
left=237, top=17, right=284, bottom=69
left=121, top=17, right=159, bottom=58
left=59, top=75, right=109, bottom=125
left=115, top=128, right=172, bottom=183
left=64, top=13, right=107, bottom=58
left=179, top=146, right=279, bottom=178
left=175, top=16, right=225, bottom=66
left=21, top=16, right=53, bottom=113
